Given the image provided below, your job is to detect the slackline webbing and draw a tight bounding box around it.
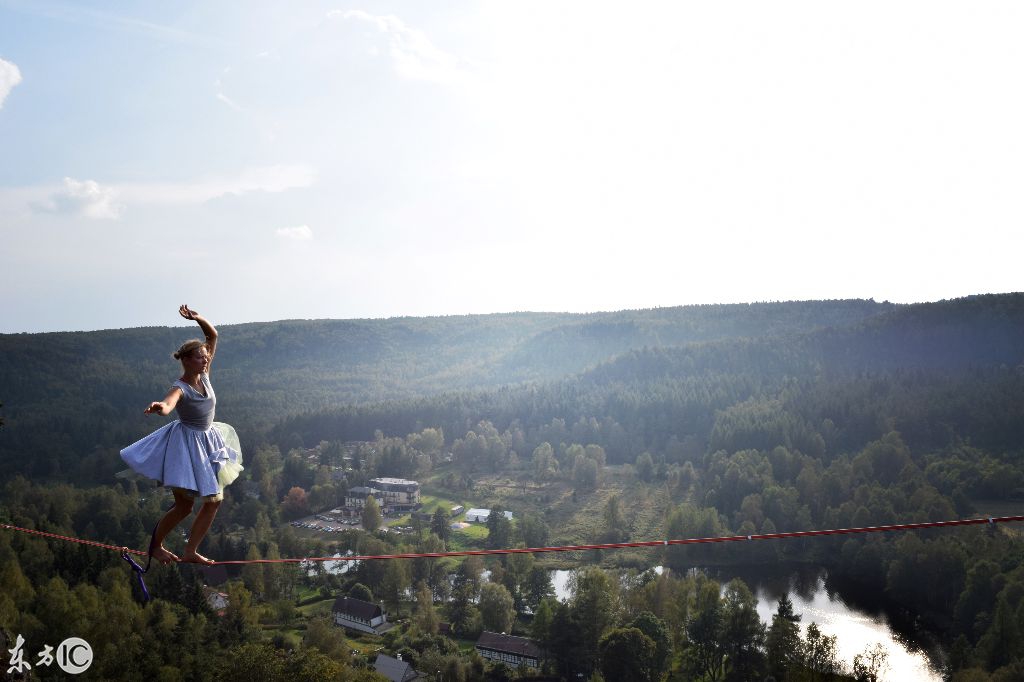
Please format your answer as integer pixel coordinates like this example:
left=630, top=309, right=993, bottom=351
left=3, top=515, right=1023, bottom=564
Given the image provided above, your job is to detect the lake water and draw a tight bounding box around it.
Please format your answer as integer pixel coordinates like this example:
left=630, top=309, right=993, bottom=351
left=551, top=566, right=944, bottom=681
left=303, top=552, right=358, bottom=575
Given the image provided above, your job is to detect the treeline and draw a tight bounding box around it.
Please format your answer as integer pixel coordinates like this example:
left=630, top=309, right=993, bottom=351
left=0, top=477, right=883, bottom=682
left=3, top=295, right=1020, bottom=486
left=0, top=299, right=893, bottom=483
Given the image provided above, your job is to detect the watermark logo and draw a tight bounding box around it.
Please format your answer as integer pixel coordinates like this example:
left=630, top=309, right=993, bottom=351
left=56, top=638, right=93, bottom=674
left=7, top=634, right=93, bottom=675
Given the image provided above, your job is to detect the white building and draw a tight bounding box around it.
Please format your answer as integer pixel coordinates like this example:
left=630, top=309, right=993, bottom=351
left=332, top=596, right=388, bottom=634
left=465, top=509, right=513, bottom=523
left=369, top=477, right=421, bottom=510
left=475, top=631, right=542, bottom=668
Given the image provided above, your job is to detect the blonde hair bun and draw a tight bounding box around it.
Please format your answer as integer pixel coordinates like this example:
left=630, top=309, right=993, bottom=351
left=173, top=339, right=207, bottom=361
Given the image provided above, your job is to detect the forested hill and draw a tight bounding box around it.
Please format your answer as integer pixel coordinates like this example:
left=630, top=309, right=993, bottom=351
left=268, top=293, right=1024, bottom=461
left=1, top=295, right=1021, bottom=483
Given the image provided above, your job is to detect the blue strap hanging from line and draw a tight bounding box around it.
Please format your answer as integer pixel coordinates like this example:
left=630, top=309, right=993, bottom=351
left=121, top=523, right=161, bottom=602
left=121, top=548, right=152, bottom=602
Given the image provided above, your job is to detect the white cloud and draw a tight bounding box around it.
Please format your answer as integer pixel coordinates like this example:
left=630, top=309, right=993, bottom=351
left=214, top=76, right=244, bottom=111
left=0, top=58, right=23, bottom=109
left=328, top=10, right=470, bottom=86
left=119, top=164, right=316, bottom=204
left=276, top=224, right=312, bottom=240
left=17, top=165, right=314, bottom=218
left=36, top=177, right=123, bottom=219
left=216, top=91, right=243, bottom=111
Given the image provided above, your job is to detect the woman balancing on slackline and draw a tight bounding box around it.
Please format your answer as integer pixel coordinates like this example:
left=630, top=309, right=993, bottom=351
left=120, top=305, right=243, bottom=565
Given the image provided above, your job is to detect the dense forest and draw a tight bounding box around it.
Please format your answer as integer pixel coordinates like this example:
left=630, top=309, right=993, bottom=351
left=2, top=294, right=1024, bottom=680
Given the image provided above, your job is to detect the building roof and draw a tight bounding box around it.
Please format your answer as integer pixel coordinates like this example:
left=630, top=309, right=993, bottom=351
left=332, top=596, right=383, bottom=620
left=371, top=477, right=419, bottom=485
left=374, top=654, right=417, bottom=682
left=476, top=631, right=543, bottom=659
left=466, top=508, right=513, bottom=520
left=348, top=486, right=380, bottom=496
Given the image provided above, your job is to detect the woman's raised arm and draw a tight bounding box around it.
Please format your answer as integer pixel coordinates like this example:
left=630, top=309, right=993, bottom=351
left=179, top=304, right=218, bottom=364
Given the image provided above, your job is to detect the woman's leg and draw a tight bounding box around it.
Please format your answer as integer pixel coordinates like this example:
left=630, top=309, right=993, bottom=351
left=151, top=489, right=194, bottom=564
left=182, top=498, right=221, bottom=565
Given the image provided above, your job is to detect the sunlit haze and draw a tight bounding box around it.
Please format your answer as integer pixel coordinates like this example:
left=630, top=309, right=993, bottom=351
left=1, top=1, right=1021, bottom=332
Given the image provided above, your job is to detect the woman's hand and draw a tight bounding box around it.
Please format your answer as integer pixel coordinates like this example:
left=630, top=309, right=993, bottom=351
left=179, top=304, right=201, bottom=321
left=179, top=304, right=217, bottom=365
left=144, top=402, right=165, bottom=415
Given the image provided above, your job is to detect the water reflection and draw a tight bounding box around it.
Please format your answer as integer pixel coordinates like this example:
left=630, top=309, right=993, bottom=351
left=303, top=552, right=358, bottom=575
left=551, top=565, right=944, bottom=682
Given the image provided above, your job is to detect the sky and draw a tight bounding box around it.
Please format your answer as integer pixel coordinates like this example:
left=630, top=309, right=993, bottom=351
left=1, top=1, right=1022, bottom=333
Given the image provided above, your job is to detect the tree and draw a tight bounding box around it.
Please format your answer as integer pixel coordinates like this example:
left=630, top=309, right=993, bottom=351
left=263, top=541, right=292, bottom=600
left=720, top=579, right=765, bottom=681
left=602, top=494, right=628, bottom=543
left=361, top=495, right=382, bottom=532
left=413, top=582, right=440, bottom=635
left=570, top=567, right=620, bottom=675
left=479, top=582, right=515, bottom=634
left=486, top=507, right=513, bottom=549
left=431, top=506, right=451, bottom=547
left=532, top=597, right=557, bottom=658
left=380, top=558, right=410, bottom=616
left=348, top=582, right=373, bottom=602
left=284, top=648, right=348, bottom=681
left=852, top=643, right=890, bottom=682
left=449, top=581, right=482, bottom=638
left=685, top=575, right=725, bottom=682
left=303, top=616, right=352, bottom=662
left=453, top=555, right=484, bottom=599
left=418, top=535, right=451, bottom=602
left=280, top=486, right=310, bottom=520
left=503, top=548, right=535, bottom=612
left=549, top=601, right=586, bottom=680
left=664, top=503, right=726, bottom=569
left=635, top=452, right=655, bottom=483
left=532, top=442, right=558, bottom=480
left=516, top=511, right=550, bottom=548
left=407, top=427, right=444, bottom=458
left=573, top=456, right=600, bottom=491
left=599, top=627, right=657, bottom=682
left=766, top=594, right=802, bottom=681
left=218, top=582, right=260, bottom=646
left=629, top=612, right=671, bottom=680
left=241, top=544, right=265, bottom=596
left=524, top=565, right=555, bottom=612
left=216, top=643, right=284, bottom=681
left=803, top=623, right=842, bottom=682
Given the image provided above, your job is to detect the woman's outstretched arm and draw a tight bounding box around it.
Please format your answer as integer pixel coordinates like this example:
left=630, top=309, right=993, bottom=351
left=145, top=386, right=183, bottom=415
left=179, top=304, right=218, bottom=365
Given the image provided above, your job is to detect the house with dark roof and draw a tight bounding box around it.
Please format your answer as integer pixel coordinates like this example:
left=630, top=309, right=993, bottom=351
left=475, top=631, right=543, bottom=668
left=332, top=596, right=388, bottom=634
left=373, top=653, right=423, bottom=682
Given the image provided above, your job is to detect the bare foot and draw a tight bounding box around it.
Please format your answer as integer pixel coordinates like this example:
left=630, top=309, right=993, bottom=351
left=181, top=550, right=215, bottom=565
left=149, top=545, right=179, bottom=565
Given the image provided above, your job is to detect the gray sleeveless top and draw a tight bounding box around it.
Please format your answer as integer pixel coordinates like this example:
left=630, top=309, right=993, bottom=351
left=172, top=373, right=216, bottom=430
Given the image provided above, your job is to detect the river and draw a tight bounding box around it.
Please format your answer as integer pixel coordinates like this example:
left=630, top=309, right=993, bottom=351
left=551, top=565, right=944, bottom=681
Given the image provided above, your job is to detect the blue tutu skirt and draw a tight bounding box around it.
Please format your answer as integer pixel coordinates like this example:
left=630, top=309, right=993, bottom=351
left=119, top=420, right=243, bottom=499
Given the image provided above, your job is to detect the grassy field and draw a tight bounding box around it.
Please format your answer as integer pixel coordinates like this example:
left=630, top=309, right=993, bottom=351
left=385, top=492, right=464, bottom=528
left=297, top=597, right=337, bottom=618
left=424, top=467, right=678, bottom=569
left=280, top=466, right=676, bottom=571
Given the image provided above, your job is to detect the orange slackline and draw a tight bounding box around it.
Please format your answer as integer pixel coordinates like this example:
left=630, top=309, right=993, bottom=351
left=4, top=515, right=1023, bottom=565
